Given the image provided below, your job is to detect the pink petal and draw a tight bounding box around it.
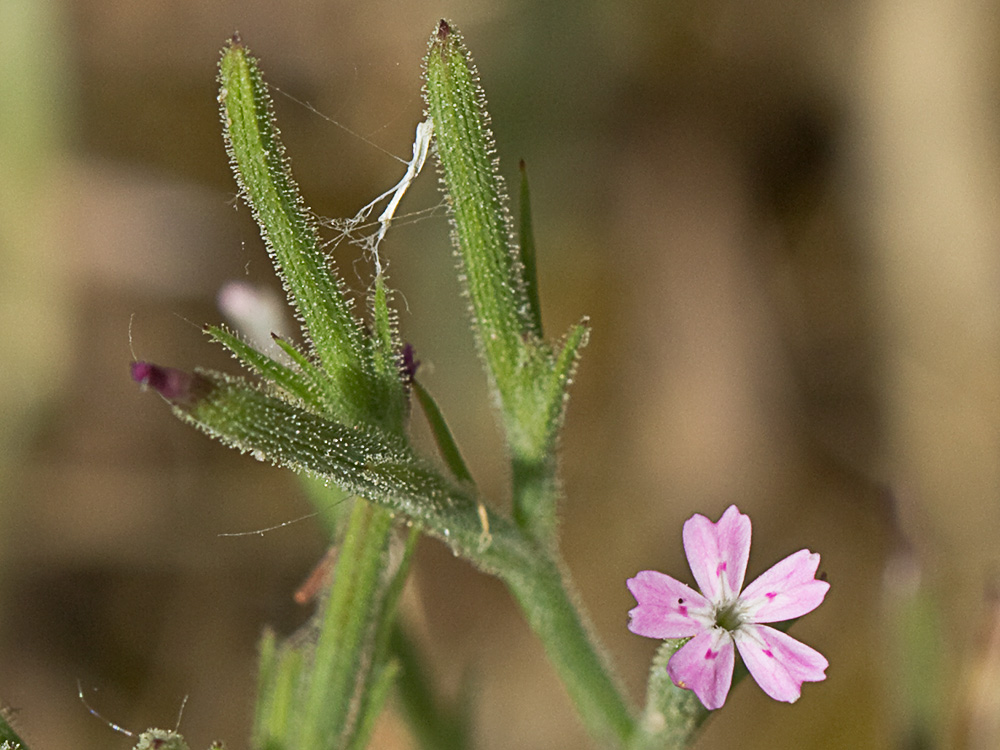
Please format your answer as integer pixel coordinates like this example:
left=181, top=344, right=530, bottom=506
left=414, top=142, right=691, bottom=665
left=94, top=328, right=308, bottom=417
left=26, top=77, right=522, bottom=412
left=733, top=624, right=828, bottom=703
left=740, top=549, right=830, bottom=623
left=667, top=628, right=736, bottom=710
left=627, top=571, right=713, bottom=639
left=683, top=505, right=751, bottom=604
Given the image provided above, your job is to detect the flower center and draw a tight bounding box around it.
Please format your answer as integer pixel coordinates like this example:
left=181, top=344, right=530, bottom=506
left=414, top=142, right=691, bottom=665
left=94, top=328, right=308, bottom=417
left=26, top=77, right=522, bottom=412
left=714, top=599, right=744, bottom=632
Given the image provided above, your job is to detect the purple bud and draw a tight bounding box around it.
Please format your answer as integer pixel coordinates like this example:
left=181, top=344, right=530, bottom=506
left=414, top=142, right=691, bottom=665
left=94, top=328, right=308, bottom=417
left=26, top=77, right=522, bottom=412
left=131, top=361, right=199, bottom=402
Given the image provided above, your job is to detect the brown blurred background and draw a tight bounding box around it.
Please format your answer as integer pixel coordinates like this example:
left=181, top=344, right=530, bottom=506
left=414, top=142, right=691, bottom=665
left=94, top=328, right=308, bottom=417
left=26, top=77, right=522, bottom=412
left=2, top=1, right=1000, bottom=748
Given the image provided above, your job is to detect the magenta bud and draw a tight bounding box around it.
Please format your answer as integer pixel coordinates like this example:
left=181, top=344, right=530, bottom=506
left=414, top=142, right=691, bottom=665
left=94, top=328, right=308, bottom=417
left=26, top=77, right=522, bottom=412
left=131, top=361, right=197, bottom=402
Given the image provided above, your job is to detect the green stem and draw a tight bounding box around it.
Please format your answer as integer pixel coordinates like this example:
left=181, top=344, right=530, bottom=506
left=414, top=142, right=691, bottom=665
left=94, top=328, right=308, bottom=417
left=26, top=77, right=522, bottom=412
left=298, top=501, right=397, bottom=749
left=510, top=453, right=559, bottom=547
left=499, top=550, right=635, bottom=746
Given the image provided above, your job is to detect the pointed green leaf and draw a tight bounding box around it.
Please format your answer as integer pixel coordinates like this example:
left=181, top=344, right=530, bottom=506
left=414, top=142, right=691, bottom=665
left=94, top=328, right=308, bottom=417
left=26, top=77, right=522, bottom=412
left=133, top=362, right=494, bottom=555
left=205, top=324, right=314, bottom=403
left=412, top=380, right=474, bottom=484
left=253, top=627, right=305, bottom=749
left=269, top=333, right=349, bottom=416
left=518, top=160, right=543, bottom=338
left=298, top=501, right=396, bottom=749
left=508, top=321, right=588, bottom=543
left=541, top=320, right=590, bottom=448
left=219, top=38, right=381, bottom=428
left=368, top=274, right=407, bottom=430
left=423, top=20, right=534, bottom=395
left=391, top=625, right=473, bottom=750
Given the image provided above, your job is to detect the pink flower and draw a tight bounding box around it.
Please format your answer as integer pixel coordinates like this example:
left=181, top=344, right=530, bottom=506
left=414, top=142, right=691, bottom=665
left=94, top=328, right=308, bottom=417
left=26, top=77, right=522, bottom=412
left=627, top=505, right=830, bottom=710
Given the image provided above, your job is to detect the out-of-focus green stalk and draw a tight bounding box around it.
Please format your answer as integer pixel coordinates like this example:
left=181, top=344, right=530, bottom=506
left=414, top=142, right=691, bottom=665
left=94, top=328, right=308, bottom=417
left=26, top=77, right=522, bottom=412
left=297, top=502, right=395, bottom=749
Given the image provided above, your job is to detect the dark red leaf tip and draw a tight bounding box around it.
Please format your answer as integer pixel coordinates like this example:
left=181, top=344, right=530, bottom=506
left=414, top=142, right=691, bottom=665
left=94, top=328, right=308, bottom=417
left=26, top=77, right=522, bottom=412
left=131, top=361, right=196, bottom=402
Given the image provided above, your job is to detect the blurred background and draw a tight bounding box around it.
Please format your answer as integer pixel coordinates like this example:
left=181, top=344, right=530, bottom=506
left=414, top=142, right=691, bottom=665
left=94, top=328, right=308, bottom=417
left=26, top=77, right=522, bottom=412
left=2, top=0, right=1000, bottom=748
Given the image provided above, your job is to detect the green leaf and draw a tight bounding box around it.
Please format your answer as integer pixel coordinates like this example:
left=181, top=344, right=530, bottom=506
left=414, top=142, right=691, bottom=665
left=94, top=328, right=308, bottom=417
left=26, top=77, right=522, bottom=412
left=297, top=501, right=396, bottom=749
left=219, top=38, right=399, bottom=431
left=146, top=364, right=486, bottom=555
left=252, top=503, right=406, bottom=750
left=253, top=627, right=306, bottom=750
left=205, top=324, right=314, bottom=404
left=368, top=274, right=407, bottom=431
left=345, top=659, right=399, bottom=750
left=412, top=380, right=474, bottom=484
left=518, top=160, right=543, bottom=338
left=423, top=21, right=590, bottom=545
left=508, top=321, right=589, bottom=543
left=423, top=20, right=534, bottom=395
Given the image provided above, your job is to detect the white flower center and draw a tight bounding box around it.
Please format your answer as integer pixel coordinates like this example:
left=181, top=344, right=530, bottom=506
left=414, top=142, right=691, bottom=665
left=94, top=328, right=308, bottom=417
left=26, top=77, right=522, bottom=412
left=713, top=597, right=747, bottom=632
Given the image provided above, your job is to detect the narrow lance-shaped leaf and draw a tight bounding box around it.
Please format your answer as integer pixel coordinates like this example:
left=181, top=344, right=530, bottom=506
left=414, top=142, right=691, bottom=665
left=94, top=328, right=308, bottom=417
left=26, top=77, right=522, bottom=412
left=368, top=273, right=407, bottom=430
left=348, top=526, right=421, bottom=750
left=423, top=20, right=534, bottom=395
left=413, top=379, right=474, bottom=485
left=252, top=628, right=304, bottom=748
left=219, top=38, right=389, bottom=429
left=346, top=659, right=400, bottom=750
left=507, top=320, right=589, bottom=543
left=391, top=625, right=473, bottom=750
left=518, top=159, right=543, bottom=338
left=205, top=324, right=315, bottom=404
left=297, top=501, right=396, bottom=749
left=131, top=361, right=494, bottom=561
left=424, top=20, right=590, bottom=547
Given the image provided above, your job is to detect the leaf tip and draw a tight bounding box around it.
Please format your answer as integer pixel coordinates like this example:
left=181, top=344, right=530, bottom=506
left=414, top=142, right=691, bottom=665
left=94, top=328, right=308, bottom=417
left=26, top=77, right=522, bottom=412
left=437, top=19, right=451, bottom=40
left=228, top=30, right=243, bottom=48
